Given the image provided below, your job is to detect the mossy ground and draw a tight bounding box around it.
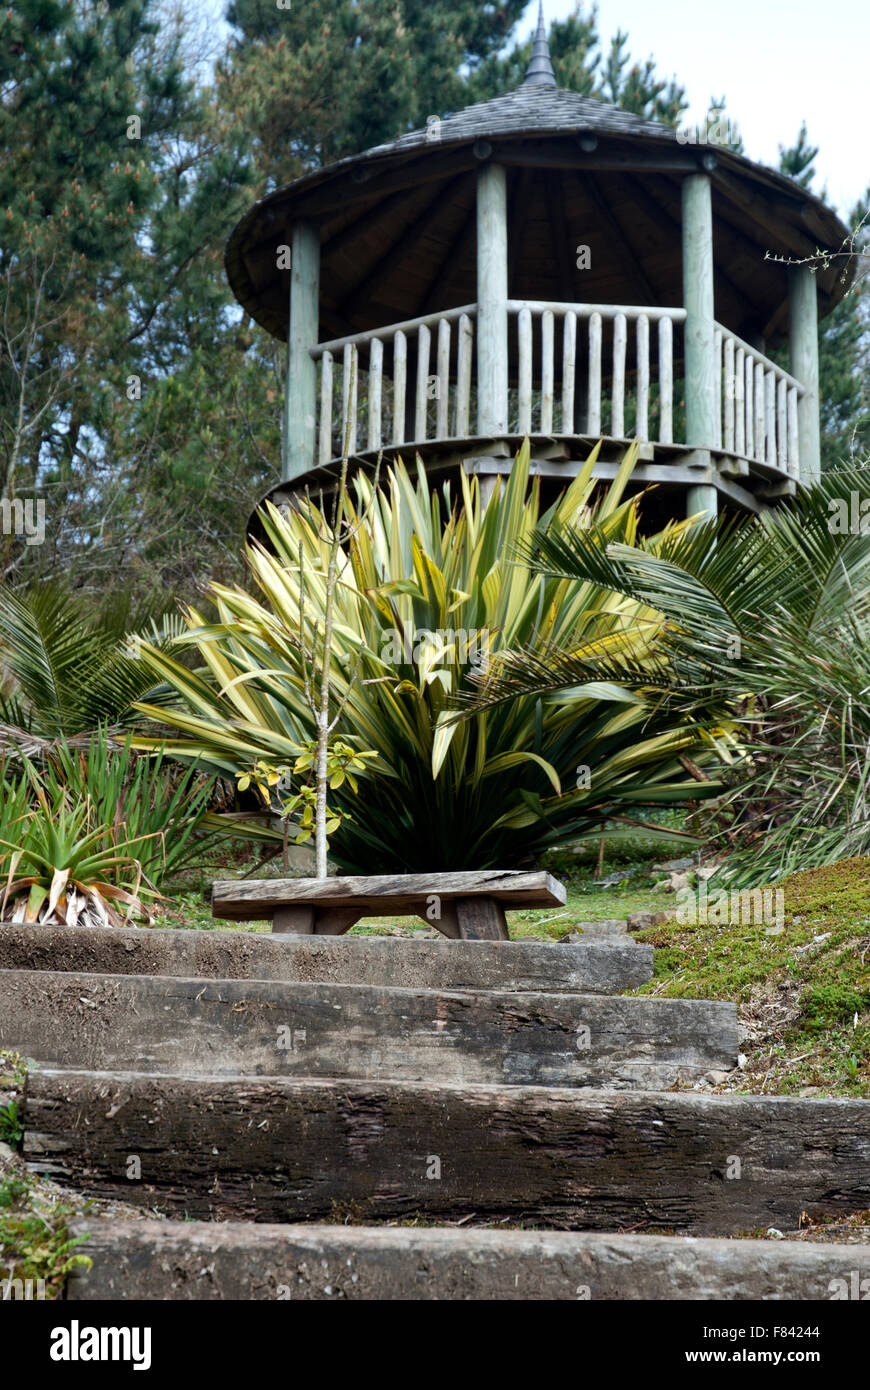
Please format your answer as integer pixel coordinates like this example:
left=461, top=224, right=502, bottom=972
left=632, top=857, right=870, bottom=1099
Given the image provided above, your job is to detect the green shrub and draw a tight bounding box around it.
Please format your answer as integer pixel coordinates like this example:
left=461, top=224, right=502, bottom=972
left=136, top=443, right=726, bottom=871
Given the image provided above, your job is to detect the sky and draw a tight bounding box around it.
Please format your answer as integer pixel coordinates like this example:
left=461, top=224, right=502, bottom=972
left=200, top=0, right=868, bottom=221
left=535, top=0, right=868, bottom=219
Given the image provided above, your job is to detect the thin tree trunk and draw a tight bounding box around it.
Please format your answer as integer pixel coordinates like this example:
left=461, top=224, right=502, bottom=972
left=315, top=537, right=340, bottom=880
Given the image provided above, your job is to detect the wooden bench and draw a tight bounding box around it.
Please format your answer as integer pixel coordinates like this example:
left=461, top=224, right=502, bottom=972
left=211, top=871, right=566, bottom=941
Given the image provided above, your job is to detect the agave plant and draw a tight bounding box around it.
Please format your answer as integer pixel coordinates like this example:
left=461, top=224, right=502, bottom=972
left=134, top=442, right=729, bottom=872
left=489, top=462, right=870, bottom=885
left=0, top=769, right=157, bottom=927
left=36, top=730, right=217, bottom=885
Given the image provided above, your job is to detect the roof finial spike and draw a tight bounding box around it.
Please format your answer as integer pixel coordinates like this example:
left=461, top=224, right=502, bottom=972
left=523, top=2, right=557, bottom=88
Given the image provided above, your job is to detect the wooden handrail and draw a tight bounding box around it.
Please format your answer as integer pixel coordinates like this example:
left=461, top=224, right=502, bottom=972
left=312, top=304, right=478, bottom=357
left=507, top=299, right=687, bottom=322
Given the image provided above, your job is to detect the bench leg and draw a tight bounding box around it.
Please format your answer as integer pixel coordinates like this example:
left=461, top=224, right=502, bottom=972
left=415, top=901, right=461, bottom=939
left=454, top=895, right=509, bottom=941
left=313, top=908, right=362, bottom=936
left=272, top=907, right=315, bottom=935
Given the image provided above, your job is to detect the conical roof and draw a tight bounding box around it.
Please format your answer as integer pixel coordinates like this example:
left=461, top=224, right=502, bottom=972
left=225, top=24, right=852, bottom=345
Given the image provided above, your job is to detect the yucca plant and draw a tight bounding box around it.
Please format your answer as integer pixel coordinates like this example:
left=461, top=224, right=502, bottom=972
left=0, top=768, right=157, bottom=927
left=134, top=442, right=728, bottom=871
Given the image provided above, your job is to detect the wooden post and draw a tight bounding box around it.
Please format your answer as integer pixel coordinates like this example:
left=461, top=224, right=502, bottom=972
left=392, top=330, right=407, bottom=445
left=273, top=906, right=315, bottom=934
left=682, top=174, right=717, bottom=519
left=318, top=350, right=334, bottom=466
left=789, top=264, right=821, bottom=483
left=722, top=334, right=735, bottom=453
left=368, top=337, right=383, bottom=450
left=734, top=346, right=745, bottom=455
left=476, top=163, right=509, bottom=435
left=415, top=324, right=431, bottom=440
left=754, top=361, right=765, bottom=461
left=283, top=220, right=320, bottom=482
left=436, top=318, right=451, bottom=439
left=454, top=895, right=510, bottom=941
left=455, top=314, right=473, bottom=436
left=776, top=377, right=788, bottom=472
left=541, top=309, right=555, bottom=432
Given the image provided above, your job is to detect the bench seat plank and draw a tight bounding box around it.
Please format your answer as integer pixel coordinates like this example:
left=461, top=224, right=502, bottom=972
left=212, top=871, right=565, bottom=923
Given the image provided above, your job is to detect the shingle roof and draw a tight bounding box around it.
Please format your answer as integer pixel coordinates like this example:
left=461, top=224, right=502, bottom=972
left=362, top=84, right=675, bottom=161
left=354, top=6, right=671, bottom=159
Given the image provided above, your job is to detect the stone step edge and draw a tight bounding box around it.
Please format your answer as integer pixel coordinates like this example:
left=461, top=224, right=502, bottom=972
left=65, top=1218, right=870, bottom=1301
left=0, top=922, right=653, bottom=993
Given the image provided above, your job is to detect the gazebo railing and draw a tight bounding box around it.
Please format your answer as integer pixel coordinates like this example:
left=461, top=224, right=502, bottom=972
left=310, top=301, right=802, bottom=479
left=714, top=323, right=802, bottom=478
left=312, top=304, right=477, bottom=464
left=506, top=300, right=686, bottom=443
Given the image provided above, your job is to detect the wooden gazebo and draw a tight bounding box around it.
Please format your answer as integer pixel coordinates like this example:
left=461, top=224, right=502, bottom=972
left=226, top=7, right=852, bottom=519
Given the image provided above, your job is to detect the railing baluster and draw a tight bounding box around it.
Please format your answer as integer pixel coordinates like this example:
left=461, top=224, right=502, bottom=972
left=562, top=310, right=576, bottom=434
left=342, top=343, right=358, bottom=456
left=368, top=337, right=383, bottom=450
left=612, top=312, right=627, bottom=436
left=658, top=315, right=673, bottom=444
left=455, top=313, right=473, bottom=437
left=713, top=327, right=723, bottom=449
left=787, top=385, right=800, bottom=478
left=723, top=335, right=735, bottom=453
left=415, top=323, right=431, bottom=441
left=734, top=346, right=745, bottom=456
left=745, top=355, right=755, bottom=459
left=319, top=350, right=334, bottom=466
left=518, top=306, right=533, bottom=435
left=541, top=309, right=555, bottom=433
left=392, top=330, right=407, bottom=445
left=776, top=377, right=788, bottom=472
left=765, top=370, right=776, bottom=465
left=436, top=317, right=451, bottom=440
left=636, top=313, right=649, bottom=442
left=588, top=312, right=602, bottom=436
left=754, top=360, right=765, bottom=461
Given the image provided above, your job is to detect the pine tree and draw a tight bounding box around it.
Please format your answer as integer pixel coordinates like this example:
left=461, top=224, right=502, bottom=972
left=218, top=0, right=529, bottom=190
left=0, top=0, right=257, bottom=592
left=0, top=0, right=190, bottom=570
